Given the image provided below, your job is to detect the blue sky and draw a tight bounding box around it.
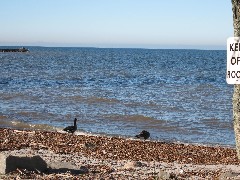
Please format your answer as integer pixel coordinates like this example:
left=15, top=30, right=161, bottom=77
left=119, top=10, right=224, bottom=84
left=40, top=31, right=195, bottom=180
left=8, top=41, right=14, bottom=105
left=0, top=0, right=233, bottom=49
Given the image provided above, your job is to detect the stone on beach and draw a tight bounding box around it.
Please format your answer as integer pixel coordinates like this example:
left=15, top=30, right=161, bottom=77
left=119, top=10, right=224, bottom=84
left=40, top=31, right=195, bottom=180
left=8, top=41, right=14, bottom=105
left=48, top=162, right=89, bottom=174
left=0, top=153, right=47, bottom=174
left=158, top=169, right=177, bottom=180
left=0, top=152, right=89, bottom=175
left=218, top=170, right=240, bottom=180
left=123, top=161, right=143, bottom=169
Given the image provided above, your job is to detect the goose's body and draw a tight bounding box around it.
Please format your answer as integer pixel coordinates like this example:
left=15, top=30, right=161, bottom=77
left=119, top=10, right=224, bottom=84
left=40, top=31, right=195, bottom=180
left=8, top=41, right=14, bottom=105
left=135, top=130, right=150, bottom=140
left=63, top=118, right=77, bottom=133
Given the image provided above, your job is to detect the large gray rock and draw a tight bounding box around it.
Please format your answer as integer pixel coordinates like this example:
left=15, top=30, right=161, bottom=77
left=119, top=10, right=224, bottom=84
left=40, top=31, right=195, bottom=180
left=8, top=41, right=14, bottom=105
left=48, top=162, right=89, bottom=174
left=0, top=154, right=47, bottom=174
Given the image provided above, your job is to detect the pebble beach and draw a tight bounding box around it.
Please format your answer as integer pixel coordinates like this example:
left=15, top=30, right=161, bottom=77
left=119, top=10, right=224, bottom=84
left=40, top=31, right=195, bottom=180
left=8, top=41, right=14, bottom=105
left=0, top=128, right=240, bottom=179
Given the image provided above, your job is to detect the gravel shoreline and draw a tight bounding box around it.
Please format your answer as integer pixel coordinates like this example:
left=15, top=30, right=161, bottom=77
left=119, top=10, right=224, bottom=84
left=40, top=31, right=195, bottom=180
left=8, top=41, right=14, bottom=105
left=0, top=128, right=240, bottom=179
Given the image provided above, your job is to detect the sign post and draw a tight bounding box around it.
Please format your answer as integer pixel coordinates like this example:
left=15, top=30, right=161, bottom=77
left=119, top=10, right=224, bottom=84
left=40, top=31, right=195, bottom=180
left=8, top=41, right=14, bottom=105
left=227, top=37, right=240, bottom=84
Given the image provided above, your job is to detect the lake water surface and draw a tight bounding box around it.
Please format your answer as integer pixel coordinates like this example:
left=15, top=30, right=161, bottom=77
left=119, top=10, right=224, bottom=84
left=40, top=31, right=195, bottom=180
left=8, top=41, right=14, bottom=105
left=0, top=47, right=234, bottom=146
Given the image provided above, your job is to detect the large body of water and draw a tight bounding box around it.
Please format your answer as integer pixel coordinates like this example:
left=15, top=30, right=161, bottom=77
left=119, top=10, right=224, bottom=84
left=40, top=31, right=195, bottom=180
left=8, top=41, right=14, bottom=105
left=0, top=47, right=234, bottom=146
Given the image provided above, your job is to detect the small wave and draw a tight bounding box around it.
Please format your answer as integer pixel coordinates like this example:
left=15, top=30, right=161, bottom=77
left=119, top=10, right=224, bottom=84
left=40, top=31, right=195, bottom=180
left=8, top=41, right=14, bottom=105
left=86, top=96, right=120, bottom=104
left=68, top=95, right=120, bottom=104
left=68, top=95, right=85, bottom=101
left=0, top=115, right=8, bottom=120
left=0, top=78, right=11, bottom=84
left=17, top=111, right=43, bottom=117
left=125, top=114, right=156, bottom=122
left=201, top=118, right=233, bottom=130
left=0, top=118, right=94, bottom=136
left=0, top=119, right=57, bottom=131
left=0, top=92, right=41, bottom=101
left=103, top=114, right=164, bottom=125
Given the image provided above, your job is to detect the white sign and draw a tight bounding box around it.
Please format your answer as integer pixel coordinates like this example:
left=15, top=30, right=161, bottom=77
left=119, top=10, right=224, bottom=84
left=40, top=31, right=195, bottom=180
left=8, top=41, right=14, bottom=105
left=227, top=37, right=240, bottom=84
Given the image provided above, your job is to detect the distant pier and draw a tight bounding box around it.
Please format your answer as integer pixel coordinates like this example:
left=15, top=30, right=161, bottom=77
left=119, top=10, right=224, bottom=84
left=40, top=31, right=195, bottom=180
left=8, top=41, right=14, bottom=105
left=0, top=47, right=29, bottom=52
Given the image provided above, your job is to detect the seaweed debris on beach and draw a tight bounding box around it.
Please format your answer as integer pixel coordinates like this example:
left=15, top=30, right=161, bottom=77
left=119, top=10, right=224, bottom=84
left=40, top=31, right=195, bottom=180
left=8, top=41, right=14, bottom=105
left=0, top=128, right=240, bottom=179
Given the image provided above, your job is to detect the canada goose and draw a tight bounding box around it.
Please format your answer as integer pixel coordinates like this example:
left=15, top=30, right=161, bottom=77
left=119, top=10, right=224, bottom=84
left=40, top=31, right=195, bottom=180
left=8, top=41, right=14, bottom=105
left=63, top=118, right=77, bottom=134
left=135, top=130, right=150, bottom=140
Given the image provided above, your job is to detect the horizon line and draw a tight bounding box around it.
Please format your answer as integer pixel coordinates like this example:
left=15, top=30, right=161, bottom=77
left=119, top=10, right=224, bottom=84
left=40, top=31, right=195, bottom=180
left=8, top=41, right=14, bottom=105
left=0, top=45, right=226, bottom=51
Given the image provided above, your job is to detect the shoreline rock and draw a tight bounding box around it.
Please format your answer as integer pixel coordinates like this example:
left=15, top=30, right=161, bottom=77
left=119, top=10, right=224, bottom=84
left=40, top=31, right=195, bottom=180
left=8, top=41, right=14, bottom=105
left=0, top=154, right=47, bottom=174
